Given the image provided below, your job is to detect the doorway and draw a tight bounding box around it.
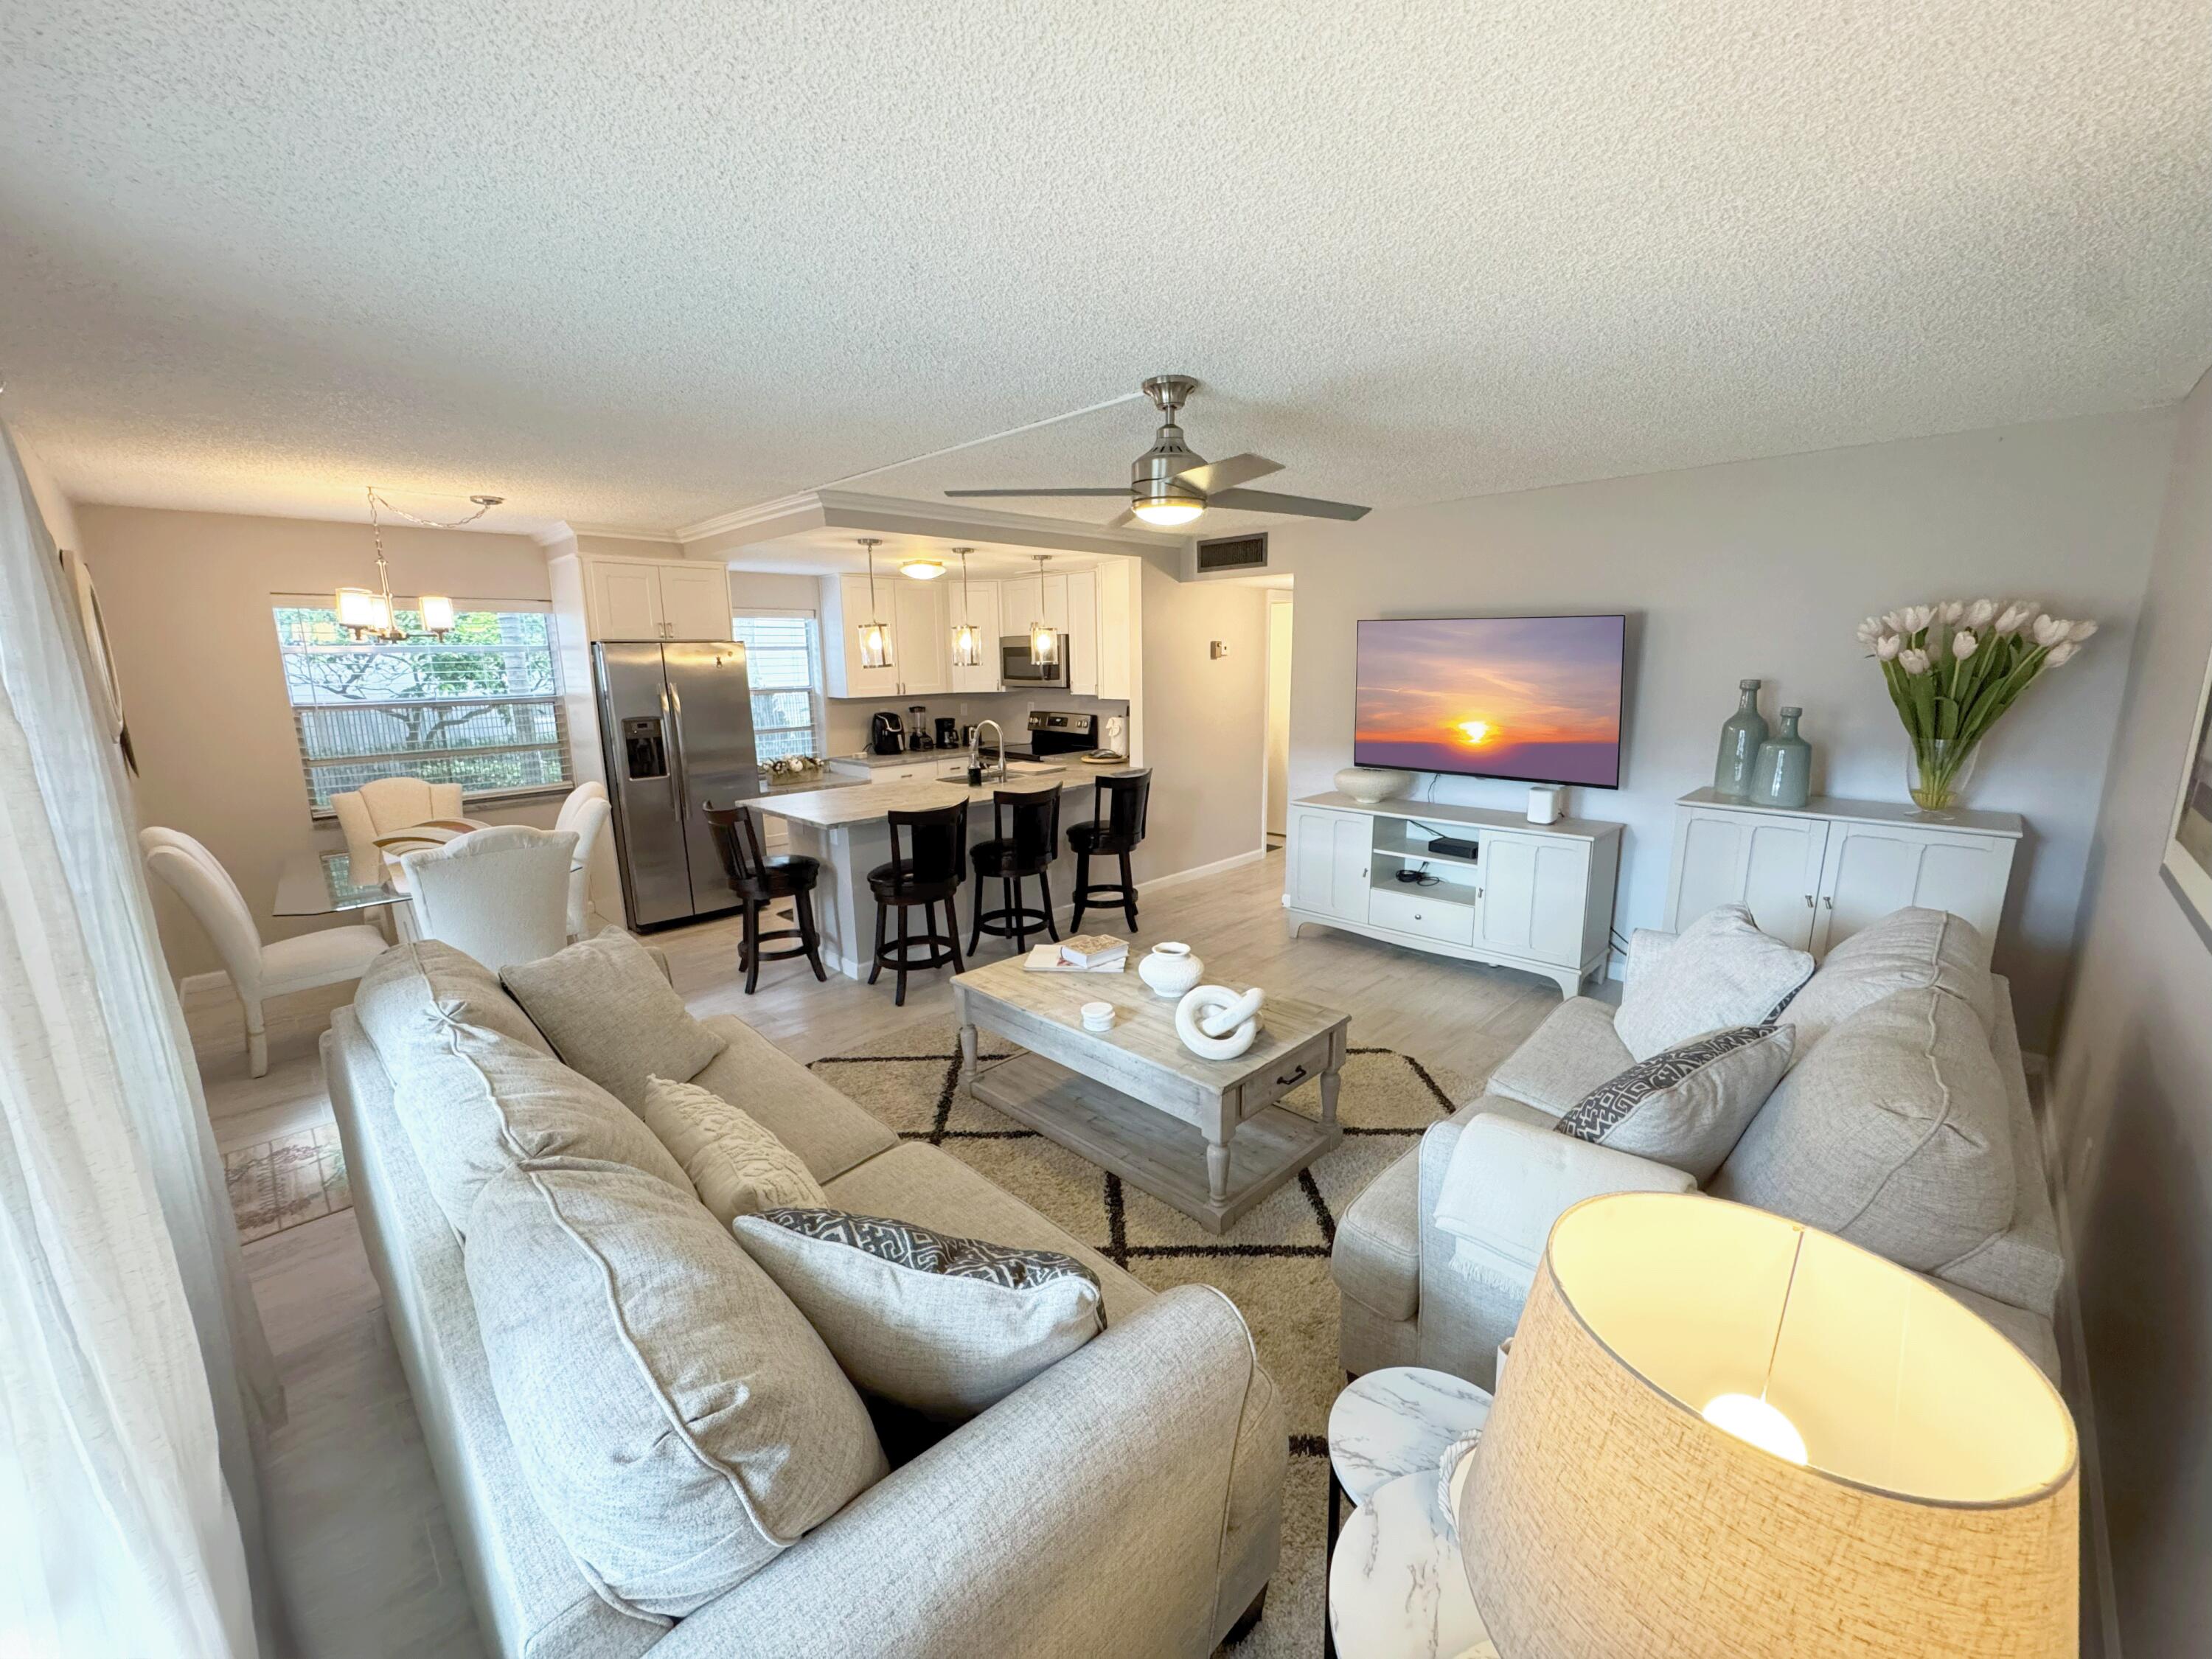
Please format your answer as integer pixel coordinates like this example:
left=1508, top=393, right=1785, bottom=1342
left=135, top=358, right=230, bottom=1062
left=1264, top=589, right=1293, bottom=847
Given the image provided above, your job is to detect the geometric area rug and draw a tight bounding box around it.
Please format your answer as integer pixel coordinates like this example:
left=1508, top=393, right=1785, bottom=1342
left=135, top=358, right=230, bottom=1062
left=811, top=1034, right=1473, bottom=1658
left=225, top=1123, right=352, bottom=1243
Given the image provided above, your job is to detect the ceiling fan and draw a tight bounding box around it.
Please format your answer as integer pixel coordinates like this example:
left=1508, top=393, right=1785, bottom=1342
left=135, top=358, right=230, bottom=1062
left=945, top=375, right=1370, bottom=529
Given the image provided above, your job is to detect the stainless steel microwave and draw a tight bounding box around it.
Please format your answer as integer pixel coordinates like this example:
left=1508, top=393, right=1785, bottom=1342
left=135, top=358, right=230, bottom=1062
left=999, top=634, right=1070, bottom=688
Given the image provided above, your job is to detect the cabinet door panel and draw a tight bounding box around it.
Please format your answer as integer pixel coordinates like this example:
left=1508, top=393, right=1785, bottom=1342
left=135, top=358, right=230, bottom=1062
left=948, top=581, right=1001, bottom=692
left=1819, top=825, right=2010, bottom=957
left=1066, top=570, right=1098, bottom=697
left=835, top=574, right=901, bottom=699
left=657, top=564, right=732, bottom=641
left=1671, top=812, right=1748, bottom=929
left=892, top=581, right=947, bottom=694
left=1000, top=577, right=1042, bottom=638
left=1740, top=819, right=1826, bottom=949
left=1475, top=836, right=1539, bottom=955
left=1289, top=808, right=1368, bottom=921
left=589, top=563, right=664, bottom=640
left=1476, top=835, right=1588, bottom=964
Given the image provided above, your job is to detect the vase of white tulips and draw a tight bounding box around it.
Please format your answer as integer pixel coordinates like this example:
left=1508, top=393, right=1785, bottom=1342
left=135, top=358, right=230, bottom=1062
left=1858, top=599, right=2096, bottom=815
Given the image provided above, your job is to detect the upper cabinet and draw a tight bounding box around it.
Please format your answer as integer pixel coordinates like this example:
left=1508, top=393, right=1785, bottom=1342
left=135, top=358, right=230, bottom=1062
left=998, top=575, right=1042, bottom=639
left=947, top=580, right=1003, bottom=694
left=891, top=580, right=947, bottom=695
left=1066, top=570, right=1098, bottom=697
left=819, top=574, right=951, bottom=698
left=562, top=554, right=732, bottom=643
left=1093, top=560, right=1134, bottom=700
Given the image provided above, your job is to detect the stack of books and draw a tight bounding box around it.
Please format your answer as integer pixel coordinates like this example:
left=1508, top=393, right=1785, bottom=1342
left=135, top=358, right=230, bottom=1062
left=1022, top=934, right=1129, bottom=973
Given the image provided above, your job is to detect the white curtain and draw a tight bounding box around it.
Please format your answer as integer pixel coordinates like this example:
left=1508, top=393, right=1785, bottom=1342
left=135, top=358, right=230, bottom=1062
left=0, top=425, right=283, bottom=1655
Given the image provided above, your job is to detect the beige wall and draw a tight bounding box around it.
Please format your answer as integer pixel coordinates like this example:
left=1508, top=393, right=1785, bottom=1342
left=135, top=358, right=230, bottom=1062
left=11, top=424, right=82, bottom=550
left=1132, top=563, right=1270, bottom=883
left=2048, top=369, right=2212, bottom=1659
left=1265, top=409, right=2177, bottom=1046
left=78, top=505, right=562, bottom=978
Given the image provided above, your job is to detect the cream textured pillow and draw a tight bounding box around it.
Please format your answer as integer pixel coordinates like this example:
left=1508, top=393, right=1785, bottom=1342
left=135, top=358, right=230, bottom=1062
left=1613, top=905, right=1814, bottom=1062
left=501, top=928, right=726, bottom=1111
left=641, top=1074, right=827, bottom=1223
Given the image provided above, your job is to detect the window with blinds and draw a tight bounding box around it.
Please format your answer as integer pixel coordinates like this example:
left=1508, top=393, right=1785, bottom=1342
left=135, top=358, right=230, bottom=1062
left=273, top=599, right=573, bottom=810
left=732, top=610, right=824, bottom=762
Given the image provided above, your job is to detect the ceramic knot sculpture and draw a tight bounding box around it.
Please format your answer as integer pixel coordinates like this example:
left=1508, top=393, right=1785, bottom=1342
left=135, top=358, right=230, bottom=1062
left=1175, top=984, right=1265, bottom=1060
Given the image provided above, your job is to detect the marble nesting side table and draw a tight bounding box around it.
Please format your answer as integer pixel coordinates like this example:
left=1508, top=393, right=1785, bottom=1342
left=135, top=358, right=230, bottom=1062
left=1326, top=1367, right=1497, bottom=1659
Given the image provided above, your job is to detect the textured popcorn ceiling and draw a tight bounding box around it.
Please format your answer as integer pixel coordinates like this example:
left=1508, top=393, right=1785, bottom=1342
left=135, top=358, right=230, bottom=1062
left=1, top=1, right=2206, bottom=538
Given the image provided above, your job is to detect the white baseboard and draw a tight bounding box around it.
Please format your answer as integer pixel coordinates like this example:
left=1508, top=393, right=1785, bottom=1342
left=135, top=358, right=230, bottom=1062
left=2028, top=1054, right=2122, bottom=1659
left=1140, top=846, right=1267, bottom=894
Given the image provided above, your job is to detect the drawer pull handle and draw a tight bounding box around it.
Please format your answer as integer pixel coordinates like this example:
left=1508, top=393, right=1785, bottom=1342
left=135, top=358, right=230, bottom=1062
left=1276, top=1064, right=1309, bottom=1088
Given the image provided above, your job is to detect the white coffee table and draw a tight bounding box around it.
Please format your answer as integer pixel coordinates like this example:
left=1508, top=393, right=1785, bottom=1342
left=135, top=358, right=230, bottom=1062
left=1326, top=1367, right=1495, bottom=1659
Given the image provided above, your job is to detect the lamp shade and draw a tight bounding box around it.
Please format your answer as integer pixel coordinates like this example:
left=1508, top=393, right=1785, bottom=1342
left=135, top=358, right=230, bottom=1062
left=1460, top=1192, right=2076, bottom=1659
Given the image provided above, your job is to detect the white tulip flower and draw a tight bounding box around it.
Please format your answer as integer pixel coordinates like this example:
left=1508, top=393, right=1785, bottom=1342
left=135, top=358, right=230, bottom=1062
left=2032, top=615, right=2072, bottom=648
left=1995, top=602, right=2037, bottom=636
left=2046, top=641, right=2079, bottom=667
left=1952, top=630, right=1978, bottom=660
left=1899, top=647, right=1931, bottom=675
left=1882, top=609, right=1907, bottom=633
left=1877, top=634, right=1902, bottom=661
left=1938, top=600, right=1965, bottom=625
left=2068, top=619, right=2098, bottom=643
left=1901, top=605, right=1935, bottom=633
left=1856, top=616, right=1884, bottom=645
left=1964, top=599, right=1998, bottom=629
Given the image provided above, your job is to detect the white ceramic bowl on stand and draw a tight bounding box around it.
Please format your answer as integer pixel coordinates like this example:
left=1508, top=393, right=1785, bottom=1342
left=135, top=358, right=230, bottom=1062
left=1137, top=942, right=1204, bottom=998
left=1335, top=766, right=1414, bottom=804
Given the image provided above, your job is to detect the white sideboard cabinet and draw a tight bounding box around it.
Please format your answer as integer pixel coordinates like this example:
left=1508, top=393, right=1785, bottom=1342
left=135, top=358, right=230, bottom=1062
left=1284, top=793, right=1624, bottom=996
left=1664, top=787, right=2021, bottom=959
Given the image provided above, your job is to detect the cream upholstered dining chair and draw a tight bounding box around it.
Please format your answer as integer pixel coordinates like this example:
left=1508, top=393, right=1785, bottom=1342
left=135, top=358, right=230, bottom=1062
left=399, top=824, right=577, bottom=970
left=331, top=776, right=467, bottom=875
left=552, top=782, right=612, bottom=939
left=139, top=827, right=388, bottom=1077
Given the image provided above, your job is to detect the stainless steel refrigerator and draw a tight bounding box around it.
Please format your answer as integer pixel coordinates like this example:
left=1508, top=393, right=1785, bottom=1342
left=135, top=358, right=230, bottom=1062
left=591, top=640, right=759, bottom=928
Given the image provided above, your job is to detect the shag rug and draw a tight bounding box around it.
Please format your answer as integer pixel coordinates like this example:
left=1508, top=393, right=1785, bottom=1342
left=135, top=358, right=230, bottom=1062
left=226, top=1124, right=352, bottom=1242
left=812, top=1033, right=1473, bottom=1658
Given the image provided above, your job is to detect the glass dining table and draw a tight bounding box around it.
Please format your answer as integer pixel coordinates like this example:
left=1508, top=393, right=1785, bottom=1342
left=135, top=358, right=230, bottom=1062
left=271, top=820, right=490, bottom=917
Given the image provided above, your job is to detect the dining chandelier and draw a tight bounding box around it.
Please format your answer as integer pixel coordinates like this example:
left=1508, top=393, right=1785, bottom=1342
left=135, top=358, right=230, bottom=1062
left=335, top=487, right=503, bottom=641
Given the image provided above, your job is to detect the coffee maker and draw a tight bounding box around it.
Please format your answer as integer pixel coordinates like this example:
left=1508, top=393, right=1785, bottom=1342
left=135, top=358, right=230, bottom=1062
left=934, top=717, right=959, bottom=749
left=869, top=711, right=905, bottom=755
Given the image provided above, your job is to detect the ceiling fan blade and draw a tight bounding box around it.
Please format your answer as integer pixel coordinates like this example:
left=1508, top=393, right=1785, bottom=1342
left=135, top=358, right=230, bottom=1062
left=1207, top=487, right=1371, bottom=521
left=1107, top=509, right=1139, bottom=529
left=943, top=487, right=1131, bottom=498
left=1172, top=453, right=1281, bottom=493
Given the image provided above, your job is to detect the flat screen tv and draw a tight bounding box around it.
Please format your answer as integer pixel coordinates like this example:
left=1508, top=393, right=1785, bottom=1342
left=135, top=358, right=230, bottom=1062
left=1354, top=614, right=1626, bottom=788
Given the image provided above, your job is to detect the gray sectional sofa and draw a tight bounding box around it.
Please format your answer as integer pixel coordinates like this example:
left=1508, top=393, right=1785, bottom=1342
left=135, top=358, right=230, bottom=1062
left=1332, top=908, right=2066, bottom=1388
left=326, top=943, right=1284, bottom=1659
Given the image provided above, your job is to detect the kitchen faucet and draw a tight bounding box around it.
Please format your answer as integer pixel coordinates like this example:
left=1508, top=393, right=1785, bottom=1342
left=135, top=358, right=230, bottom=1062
left=971, top=719, right=1006, bottom=783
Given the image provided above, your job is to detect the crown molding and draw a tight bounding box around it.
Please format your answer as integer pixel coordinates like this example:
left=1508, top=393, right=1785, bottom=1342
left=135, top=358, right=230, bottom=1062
left=565, top=521, right=686, bottom=543
left=674, top=488, right=1182, bottom=560
left=672, top=491, right=824, bottom=546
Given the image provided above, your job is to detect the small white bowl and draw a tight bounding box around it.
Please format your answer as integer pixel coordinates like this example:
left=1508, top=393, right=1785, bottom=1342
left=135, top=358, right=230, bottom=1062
left=1079, top=1001, right=1115, bottom=1031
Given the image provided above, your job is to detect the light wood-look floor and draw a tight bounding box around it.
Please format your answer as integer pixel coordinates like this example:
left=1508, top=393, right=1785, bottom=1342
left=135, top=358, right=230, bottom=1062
left=200, top=850, right=1572, bottom=1657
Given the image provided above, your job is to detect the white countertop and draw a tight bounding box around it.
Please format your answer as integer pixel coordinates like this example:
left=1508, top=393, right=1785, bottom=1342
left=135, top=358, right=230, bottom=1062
left=759, top=768, right=1109, bottom=828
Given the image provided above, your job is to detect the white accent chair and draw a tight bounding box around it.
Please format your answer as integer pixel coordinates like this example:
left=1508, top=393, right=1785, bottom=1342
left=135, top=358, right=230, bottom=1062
left=400, top=825, right=577, bottom=971
left=139, top=827, right=388, bottom=1077
left=552, top=782, right=612, bottom=939
left=332, top=776, right=467, bottom=875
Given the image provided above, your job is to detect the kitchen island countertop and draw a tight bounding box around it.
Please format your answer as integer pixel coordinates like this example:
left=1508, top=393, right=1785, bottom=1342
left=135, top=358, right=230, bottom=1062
left=759, top=768, right=1107, bottom=829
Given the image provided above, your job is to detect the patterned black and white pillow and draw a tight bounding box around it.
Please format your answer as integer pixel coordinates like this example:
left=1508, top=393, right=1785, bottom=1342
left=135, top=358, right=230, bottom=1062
left=753, top=1206, right=1101, bottom=1294
left=1554, top=1023, right=1795, bottom=1182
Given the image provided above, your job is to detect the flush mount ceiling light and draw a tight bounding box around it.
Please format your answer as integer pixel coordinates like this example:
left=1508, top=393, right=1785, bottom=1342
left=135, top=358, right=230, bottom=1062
left=949, top=548, right=982, bottom=669
left=946, top=375, right=1371, bottom=529
left=855, top=538, right=894, bottom=669
left=335, top=487, right=500, bottom=641
left=899, top=557, right=947, bottom=580
left=1027, top=554, right=1057, bottom=667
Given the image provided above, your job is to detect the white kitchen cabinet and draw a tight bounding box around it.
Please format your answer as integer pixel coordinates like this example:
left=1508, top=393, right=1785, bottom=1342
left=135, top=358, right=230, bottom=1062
left=891, top=580, right=947, bottom=695
left=947, top=579, right=1003, bottom=693
left=1094, top=560, right=1135, bottom=700
left=1041, top=573, right=1070, bottom=633
left=1000, top=575, right=1042, bottom=639
left=1066, top=569, right=1099, bottom=697
left=1666, top=788, right=2020, bottom=963
left=818, top=574, right=901, bottom=699
left=657, top=563, right=736, bottom=641
left=1286, top=805, right=1370, bottom=922
left=588, top=561, right=664, bottom=639
left=568, top=556, right=733, bottom=644
left=1285, top=795, right=1623, bottom=996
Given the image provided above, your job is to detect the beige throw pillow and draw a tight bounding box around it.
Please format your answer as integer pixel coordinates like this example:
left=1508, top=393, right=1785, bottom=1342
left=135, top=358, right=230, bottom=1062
left=641, top=1074, right=827, bottom=1223
left=501, top=929, right=726, bottom=1111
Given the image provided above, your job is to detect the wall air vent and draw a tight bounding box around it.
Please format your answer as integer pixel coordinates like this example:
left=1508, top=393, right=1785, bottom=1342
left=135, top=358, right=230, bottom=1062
left=1188, top=532, right=1270, bottom=580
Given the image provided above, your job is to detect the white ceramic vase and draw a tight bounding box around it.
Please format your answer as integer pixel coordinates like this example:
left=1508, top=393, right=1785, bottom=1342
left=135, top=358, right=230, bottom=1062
left=1138, top=942, right=1204, bottom=999
left=1335, top=766, right=1413, bottom=804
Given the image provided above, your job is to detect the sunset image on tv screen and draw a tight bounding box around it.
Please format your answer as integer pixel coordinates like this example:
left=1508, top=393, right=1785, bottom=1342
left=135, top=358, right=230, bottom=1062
left=1354, top=615, right=1624, bottom=787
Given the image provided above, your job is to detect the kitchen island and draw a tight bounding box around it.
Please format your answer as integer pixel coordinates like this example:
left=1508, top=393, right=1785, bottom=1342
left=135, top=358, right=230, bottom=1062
left=757, top=765, right=1113, bottom=981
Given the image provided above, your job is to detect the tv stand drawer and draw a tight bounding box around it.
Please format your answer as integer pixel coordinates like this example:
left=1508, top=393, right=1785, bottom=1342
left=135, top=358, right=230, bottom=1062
left=1367, top=886, right=1475, bottom=946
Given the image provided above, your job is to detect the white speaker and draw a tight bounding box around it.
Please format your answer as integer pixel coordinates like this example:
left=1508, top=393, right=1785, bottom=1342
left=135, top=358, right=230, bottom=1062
left=1527, top=784, right=1562, bottom=824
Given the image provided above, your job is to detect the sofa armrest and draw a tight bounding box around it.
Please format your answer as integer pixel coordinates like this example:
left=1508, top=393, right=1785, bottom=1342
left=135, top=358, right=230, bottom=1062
left=655, top=1285, right=1275, bottom=1659
left=1427, top=1114, right=1697, bottom=1280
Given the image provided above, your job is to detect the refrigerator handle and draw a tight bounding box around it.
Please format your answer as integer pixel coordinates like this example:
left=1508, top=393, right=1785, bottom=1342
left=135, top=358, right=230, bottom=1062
left=666, top=678, right=694, bottom=815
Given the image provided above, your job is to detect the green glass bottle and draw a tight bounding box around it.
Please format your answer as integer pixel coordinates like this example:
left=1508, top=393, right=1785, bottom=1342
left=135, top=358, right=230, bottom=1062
left=1713, top=680, right=1767, bottom=799
left=1751, top=706, right=1813, bottom=810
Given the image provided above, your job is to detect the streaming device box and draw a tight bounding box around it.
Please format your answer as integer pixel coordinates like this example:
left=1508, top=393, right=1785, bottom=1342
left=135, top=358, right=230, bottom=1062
left=1425, top=835, right=1481, bottom=861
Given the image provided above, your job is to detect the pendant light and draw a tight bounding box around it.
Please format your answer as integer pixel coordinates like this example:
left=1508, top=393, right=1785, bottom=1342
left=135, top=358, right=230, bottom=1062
left=855, top=538, right=894, bottom=669
left=1027, top=554, right=1059, bottom=667
left=949, top=547, right=982, bottom=669
left=336, top=487, right=498, bottom=641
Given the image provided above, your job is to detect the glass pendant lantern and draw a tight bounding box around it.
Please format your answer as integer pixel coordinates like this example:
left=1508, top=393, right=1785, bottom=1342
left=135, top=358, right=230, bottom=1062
left=949, top=547, right=982, bottom=669
left=1027, top=554, right=1058, bottom=666
left=856, top=538, right=894, bottom=669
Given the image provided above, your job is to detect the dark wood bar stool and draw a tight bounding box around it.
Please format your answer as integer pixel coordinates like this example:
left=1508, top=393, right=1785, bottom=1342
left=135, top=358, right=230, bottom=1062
left=968, top=787, right=1062, bottom=956
left=704, top=804, right=827, bottom=993
left=1067, top=769, right=1151, bottom=935
left=867, top=801, right=968, bottom=1006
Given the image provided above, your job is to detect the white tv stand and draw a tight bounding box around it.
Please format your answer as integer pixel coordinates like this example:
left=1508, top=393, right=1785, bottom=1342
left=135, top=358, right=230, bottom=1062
left=1284, top=793, right=1624, bottom=998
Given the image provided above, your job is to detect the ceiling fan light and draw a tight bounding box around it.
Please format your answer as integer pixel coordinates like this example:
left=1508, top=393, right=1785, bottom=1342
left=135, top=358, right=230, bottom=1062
left=1132, top=498, right=1205, bottom=528
left=900, top=558, right=946, bottom=580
